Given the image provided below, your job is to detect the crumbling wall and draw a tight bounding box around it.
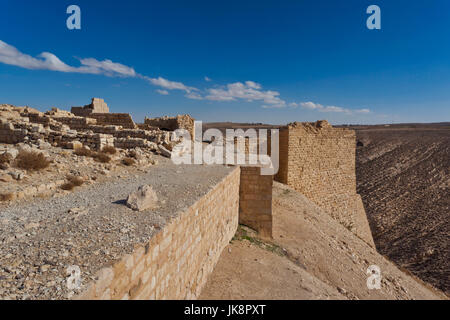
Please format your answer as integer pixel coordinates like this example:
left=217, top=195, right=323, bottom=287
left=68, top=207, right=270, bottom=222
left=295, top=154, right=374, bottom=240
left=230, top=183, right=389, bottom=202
left=71, top=98, right=109, bottom=116
left=76, top=167, right=240, bottom=300
left=0, top=120, right=27, bottom=144
left=51, top=116, right=97, bottom=130
left=49, top=132, right=114, bottom=151
left=87, top=113, right=136, bottom=129
left=144, top=115, right=194, bottom=138
left=276, top=121, right=374, bottom=247
left=71, top=99, right=136, bottom=128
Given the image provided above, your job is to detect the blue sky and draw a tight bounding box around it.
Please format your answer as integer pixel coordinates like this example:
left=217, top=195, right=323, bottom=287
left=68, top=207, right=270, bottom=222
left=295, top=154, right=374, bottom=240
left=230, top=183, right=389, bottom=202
left=1, top=0, right=450, bottom=124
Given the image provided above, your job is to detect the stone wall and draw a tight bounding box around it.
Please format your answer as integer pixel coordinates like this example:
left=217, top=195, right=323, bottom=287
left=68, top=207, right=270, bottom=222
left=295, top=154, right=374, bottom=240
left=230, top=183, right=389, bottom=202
left=239, top=166, right=273, bottom=238
left=275, top=121, right=374, bottom=247
left=52, top=116, right=97, bottom=130
left=87, top=113, right=136, bottom=129
left=0, top=120, right=27, bottom=144
left=49, top=132, right=115, bottom=151
left=76, top=167, right=240, bottom=300
left=71, top=98, right=109, bottom=116
left=144, top=115, right=195, bottom=138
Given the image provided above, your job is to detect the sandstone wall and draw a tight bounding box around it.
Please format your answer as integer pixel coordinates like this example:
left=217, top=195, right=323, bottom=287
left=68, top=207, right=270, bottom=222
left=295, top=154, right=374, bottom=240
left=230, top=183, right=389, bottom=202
left=70, top=107, right=93, bottom=117
left=144, top=115, right=195, bottom=138
left=275, top=121, right=374, bottom=247
left=239, top=166, right=273, bottom=238
left=87, top=113, right=136, bottom=129
left=0, top=120, right=27, bottom=144
left=51, top=116, right=97, bottom=130
left=71, top=98, right=109, bottom=116
left=76, top=167, right=240, bottom=300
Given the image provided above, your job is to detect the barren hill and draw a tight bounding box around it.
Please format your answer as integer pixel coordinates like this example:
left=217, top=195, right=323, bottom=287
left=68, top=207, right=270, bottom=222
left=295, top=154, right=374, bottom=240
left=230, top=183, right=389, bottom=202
left=355, top=126, right=450, bottom=295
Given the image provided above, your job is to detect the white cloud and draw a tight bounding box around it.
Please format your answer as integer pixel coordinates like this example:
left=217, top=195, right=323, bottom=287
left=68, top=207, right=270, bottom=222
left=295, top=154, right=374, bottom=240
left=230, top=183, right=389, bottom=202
left=0, top=41, right=374, bottom=115
left=0, top=40, right=137, bottom=77
left=204, top=81, right=286, bottom=108
left=144, top=76, right=197, bottom=93
left=185, top=92, right=203, bottom=100
left=300, top=101, right=348, bottom=113
left=156, top=89, right=169, bottom=95
left=299, top=101, right=371, bottom=114
left=244, top=81, right=261, bottom=89
left=0, top=40, right=74, bottom=72
left=79, top=58, right=136, bottom=77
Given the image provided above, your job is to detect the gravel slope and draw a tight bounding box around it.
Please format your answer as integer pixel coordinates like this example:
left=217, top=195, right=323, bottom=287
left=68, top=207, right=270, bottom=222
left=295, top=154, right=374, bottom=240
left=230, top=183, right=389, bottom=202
left=356, top=128, right=449, bottom=295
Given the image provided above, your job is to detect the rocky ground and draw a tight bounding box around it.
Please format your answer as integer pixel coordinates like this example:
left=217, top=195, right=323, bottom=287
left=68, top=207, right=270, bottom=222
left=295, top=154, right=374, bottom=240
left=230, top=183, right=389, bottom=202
left=355, top=126, right=449, bottom=295
left=0, top=142, right=158, bottom=202
left=0, top=155, right=232, bottom=300
left=200, top=182, right=446, bottom=300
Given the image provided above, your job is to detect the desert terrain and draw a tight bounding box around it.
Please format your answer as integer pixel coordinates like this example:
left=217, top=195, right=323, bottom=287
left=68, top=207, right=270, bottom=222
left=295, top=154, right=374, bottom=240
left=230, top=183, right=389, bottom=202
left=354, top=123, right=450, bottom=295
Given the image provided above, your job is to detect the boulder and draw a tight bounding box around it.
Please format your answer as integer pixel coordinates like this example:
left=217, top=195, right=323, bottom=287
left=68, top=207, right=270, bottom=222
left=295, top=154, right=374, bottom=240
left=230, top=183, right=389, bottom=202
left=8, top=171, right=25, bottom=181
left=0, top=174, right=13, bottom=183
left=126, top=185, right=158, bottom=212
left=68, top=141, right=83, bottom=150
left=5, top=148, right=19, bottom=159
left=158, top=145, right=172, bottom=158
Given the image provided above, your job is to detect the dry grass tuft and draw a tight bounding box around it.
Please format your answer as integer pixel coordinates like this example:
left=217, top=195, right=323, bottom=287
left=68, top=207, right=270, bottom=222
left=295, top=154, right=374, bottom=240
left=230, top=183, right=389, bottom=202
left=92, top=152, right=111, bottom=163
left=61, top=175, right=85, bottom=191
left=122, top=157, right=136, bottom=166
left=74, top=147, right=111, bottom=163
left=14, top=150, right=50, bottom=171
left=60, top=182, right=75, bottom=191
left=0, top=193, right=15, bottom=202
left=67, top=175, right=84, bottom=187
left=74, top=147, right=92, bottom=157
left=102, top=145, right=117, bottom=154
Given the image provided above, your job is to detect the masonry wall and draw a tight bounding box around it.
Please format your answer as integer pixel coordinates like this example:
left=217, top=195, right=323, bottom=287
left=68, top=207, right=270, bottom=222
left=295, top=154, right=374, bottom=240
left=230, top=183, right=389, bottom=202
left=0, top=120, right=27, bottom=144
left=276, top=121, right=374, bottom=247
left=144, top=115, right=195, bottom=138
left=239, top=167, right=273, bottom=238
left=76, top=167, right=240, bottom=300
left=87, top=113, right=136, bottom=129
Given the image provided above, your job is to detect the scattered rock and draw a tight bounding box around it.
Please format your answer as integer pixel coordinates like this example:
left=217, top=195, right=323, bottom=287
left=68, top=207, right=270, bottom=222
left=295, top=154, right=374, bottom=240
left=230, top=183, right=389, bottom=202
left=0, top=174, right=13, bottom=182
left=68, top=141, right=83, bottom=150
left=8, top=171, right=25, bottom=181
left=158, top=145, right=172, bottom=158
left=126, top=185, right=158, bottom=211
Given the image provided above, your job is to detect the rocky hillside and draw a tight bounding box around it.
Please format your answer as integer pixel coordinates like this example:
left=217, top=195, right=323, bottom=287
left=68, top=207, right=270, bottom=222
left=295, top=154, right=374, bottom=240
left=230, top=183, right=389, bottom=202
left=355, top=126, right=449, bottom=295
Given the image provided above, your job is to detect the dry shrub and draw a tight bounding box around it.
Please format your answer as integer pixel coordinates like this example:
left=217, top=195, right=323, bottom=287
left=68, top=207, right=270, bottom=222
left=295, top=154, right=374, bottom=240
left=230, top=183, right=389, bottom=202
left=0, top=152, right=13, bottom=164
left=127, top=149, right=139, bottom=159
left=14, top=150, right=50, bottom=171
left=74, top=147, right=92, bottom=157
left=122, top=157, right=136, bottom=166
left=102, top=145, right=117, bottom=154
left=60, top=182, right=75, bottom=191
left=92, top=152, right=111, bottom=163
left=67, top=175, right=84, bottom=187
left=0, top=193, right=15, bottom=201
